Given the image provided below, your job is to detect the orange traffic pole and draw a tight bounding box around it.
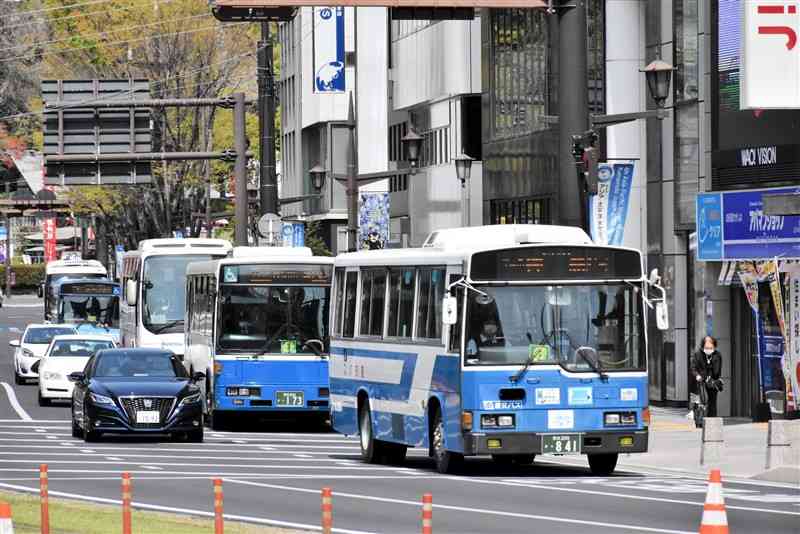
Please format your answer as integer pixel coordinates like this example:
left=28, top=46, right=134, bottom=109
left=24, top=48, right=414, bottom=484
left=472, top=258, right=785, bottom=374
left=321, top=487, right=333, bottom=534
left=121, top=472, right=132, bottom=534
left=213, top=479, right=224, bottom=534
left=0, top=501, right=14, bottom=534
left=699, top=469, right=729, bottom=534
left=39, top=464, right=49, bottom=534
left=422, top=493, right=433, bottom=534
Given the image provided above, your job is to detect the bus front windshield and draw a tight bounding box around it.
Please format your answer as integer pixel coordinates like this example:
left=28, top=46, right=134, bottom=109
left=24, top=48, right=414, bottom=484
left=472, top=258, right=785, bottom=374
left=465, top=284, right=645, bottom=372
left=142, top=255, right=214, bottom=334
left=217, top=285, right=330, bottom=354
left=60, top=295, right=119, bottom=326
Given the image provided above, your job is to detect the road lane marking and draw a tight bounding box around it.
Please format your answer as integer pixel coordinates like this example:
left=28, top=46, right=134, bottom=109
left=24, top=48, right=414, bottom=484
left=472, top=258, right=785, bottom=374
left=0, top=438, right=360, bottom=449
left=0, top=463, right=406, bottom=471
left=140, top=465, right=162, bottom=470
left=0, top=481, right=376, bottom=534
left=451, top=477, right=800, bottom=516
left=45, top=436, right=57, bottom=440
left=79, top=449, right=94, bottom=453
left=34, top=429, right=46, bottom=433
left=0, top=451, right=361, bottom=460
left=293, top=454, right=312, bottom=458
left=105, top=457, right=123, bottom=461
left=0, top=444, right=359, bottom=454
left=0, top=383, right=32, bottom=421
left=224, top=478, right=694, bottom=533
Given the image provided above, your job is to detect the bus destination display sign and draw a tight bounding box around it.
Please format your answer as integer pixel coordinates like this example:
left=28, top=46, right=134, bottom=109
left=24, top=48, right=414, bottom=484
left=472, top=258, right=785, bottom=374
left=60, top=283, right=119, bottom=296
left=470, top=246, right=642, bottom=281
left=222, top=264, right=333, bottom=285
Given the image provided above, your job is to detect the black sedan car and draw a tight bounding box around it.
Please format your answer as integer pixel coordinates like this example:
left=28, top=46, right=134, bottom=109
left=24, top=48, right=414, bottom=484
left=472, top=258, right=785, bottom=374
left=70, top=348, right=205, bottom=442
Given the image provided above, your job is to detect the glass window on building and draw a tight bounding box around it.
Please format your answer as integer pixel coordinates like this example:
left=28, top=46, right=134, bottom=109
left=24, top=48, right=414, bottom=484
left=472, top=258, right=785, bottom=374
left=489, top=198, right=550, bottom=225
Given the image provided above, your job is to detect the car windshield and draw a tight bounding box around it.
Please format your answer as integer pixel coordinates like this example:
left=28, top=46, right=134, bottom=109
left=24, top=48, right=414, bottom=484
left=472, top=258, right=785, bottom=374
left=464, top=284, right=645, bottom=372
left=60, top=296, right=119, bottom=326
left=217, top=285, right=330, bottom=354
left=24, top=327, right=76, bottom=345
left=142, top=254, right=214, bottom=334
left=94, top=352, right=187, bottom=378
left=49, top=340, right=114, bottom=357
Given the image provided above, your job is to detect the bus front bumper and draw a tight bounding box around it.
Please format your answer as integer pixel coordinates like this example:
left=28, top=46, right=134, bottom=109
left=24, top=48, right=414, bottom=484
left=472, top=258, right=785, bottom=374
left=463, top=429, right=649, bottom=456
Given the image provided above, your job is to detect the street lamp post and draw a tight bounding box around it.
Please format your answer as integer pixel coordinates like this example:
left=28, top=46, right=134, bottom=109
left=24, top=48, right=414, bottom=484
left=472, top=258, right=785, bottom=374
left=401, top=126, right=423, bottom=175
left=454, top=154, right=473, bottom=227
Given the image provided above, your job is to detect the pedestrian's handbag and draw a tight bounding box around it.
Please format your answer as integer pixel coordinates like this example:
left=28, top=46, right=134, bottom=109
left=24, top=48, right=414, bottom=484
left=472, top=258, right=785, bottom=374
left=712, top=378, right=724, bottom=392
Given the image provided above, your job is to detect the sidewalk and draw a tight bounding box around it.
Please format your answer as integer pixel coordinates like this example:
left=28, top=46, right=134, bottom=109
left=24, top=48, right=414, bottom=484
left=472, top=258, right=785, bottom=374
left=615, top=406, right=800, bottom=484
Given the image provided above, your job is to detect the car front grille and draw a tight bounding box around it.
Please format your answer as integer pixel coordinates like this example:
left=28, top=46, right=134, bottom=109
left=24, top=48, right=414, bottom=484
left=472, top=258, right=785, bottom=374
left=119, top=396, right=176, bottom=428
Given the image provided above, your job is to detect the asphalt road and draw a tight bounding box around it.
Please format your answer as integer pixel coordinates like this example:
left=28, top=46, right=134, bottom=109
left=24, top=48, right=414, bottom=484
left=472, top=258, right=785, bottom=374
left=0, top=296, right=798, bottom=533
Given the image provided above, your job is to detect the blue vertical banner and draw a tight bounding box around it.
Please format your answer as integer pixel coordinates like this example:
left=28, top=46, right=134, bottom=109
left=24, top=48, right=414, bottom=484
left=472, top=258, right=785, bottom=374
left=313, top=7, right=345, bottom=93
left=696, top=192, right=723, bottom=260
left=359, top=193, right=390, bottom=250
left=282, top=222, right=305, bottom=247
left=589, top=162, right=635, bottom=246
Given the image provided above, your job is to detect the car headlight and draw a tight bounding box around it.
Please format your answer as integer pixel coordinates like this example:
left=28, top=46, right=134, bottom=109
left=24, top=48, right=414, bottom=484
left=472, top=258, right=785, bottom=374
left=90, top=392, right=115, bottom=405
left=179, top=391, right=202, bottom=407
left=22, top=349, right=35, bottom=359
left=42, top=371, right=63, bottom=381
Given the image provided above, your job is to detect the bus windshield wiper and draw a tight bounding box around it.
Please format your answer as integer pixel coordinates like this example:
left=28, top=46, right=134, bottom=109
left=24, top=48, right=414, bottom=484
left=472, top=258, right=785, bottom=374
left=510, top=332, right=535, bottom=383
left=576, top=347, right=608, bottom=382
left=151, top=320, right=183, bottom=334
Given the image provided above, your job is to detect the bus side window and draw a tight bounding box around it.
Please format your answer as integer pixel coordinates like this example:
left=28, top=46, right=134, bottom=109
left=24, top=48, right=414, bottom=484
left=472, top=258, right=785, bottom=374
left=416, top=267, right=445, bottom=340
left=387, top=268, right=415, bottom=338
left=342, top=272, right=358, bottom=338
left=333, top=268, right=345, bottom=336
left=448, top=275, right=464, bottom=353
left=359, top=269, right=387, bottom=337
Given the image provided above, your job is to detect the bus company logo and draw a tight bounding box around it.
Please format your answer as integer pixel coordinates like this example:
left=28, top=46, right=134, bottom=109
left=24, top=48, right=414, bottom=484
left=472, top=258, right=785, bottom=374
left=319, top=7, right=332, bottom=19
left=482, top=400, right=523, bottom=411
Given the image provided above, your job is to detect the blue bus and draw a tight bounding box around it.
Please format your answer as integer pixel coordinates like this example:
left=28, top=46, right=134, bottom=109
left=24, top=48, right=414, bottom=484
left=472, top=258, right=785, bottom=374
left=185, top=247, right=334, bottom=429
left=56, top=278, right=121, bottom=342
left=329, top=225, right=668, bottom=474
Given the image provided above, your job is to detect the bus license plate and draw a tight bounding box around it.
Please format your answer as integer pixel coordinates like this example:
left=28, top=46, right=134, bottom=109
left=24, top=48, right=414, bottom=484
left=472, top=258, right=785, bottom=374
left=542, top=434, right=581, bottom=455
left=276, top=391, right=304, bottom=407
left=136, top=411, right=160, bottom=424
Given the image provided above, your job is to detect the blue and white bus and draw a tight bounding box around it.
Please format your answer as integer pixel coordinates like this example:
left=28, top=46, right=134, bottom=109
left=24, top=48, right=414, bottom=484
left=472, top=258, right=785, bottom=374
left=56, top=278, right=121, bottom=342
left=329, top=225, right=668, bottom=474
left=185, top=247, right=334, bottom=429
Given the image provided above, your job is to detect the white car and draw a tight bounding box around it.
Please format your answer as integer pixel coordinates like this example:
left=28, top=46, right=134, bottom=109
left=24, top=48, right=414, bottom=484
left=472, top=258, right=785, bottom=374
left=10, top=324, right=77, bottom=384
left=37, top=335, right=117, bottom=406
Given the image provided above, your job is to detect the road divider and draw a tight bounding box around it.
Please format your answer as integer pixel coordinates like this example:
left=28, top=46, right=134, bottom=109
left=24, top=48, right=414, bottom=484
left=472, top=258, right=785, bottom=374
left=699, top=469, right=728, bottom=534
left=321, top=487, right=332, bottom=534
left=213, top=478, right=223, bottom=534
left=39, top=465, right=48, bottom=534
left=122, top=472, right=132, bottom=534
left=700, top=418, right=723, bottom=466
left=421, top=493, right=432, bottom=534
left=0, top=501, right=13, bottom=534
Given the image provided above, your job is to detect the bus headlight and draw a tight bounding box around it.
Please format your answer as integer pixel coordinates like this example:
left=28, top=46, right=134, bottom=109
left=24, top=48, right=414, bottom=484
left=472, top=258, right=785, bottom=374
left=604, top=412, right=636, bottom=426
left=481, top=414, right=515, bottom=428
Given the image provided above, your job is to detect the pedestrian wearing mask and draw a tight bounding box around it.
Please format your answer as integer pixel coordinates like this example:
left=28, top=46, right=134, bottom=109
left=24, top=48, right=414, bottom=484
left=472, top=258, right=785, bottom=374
left=690, top=335, right=723, bottom=418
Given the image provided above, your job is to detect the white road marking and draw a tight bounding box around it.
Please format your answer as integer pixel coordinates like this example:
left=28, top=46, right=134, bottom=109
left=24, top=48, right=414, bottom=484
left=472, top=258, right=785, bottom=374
left=105, top=457, right=123, bottom=461
left=0, top=420, right=71, bottom=423
left=452, top=477, right=800, bottom=517
left=34, top=429, right=46, bottom=433
left=58, top=442, right=75, bottom=446
left=0, top=383, right=33, bottom=421
left=225, top=478, right=694, bottom=534
left=79, top=449, right=94, bottom=454
left=0, top=451, right=359, bottom=460
left=45, top=436, right=57, bottom=440
left=0, top=444, right=358, bottom=455
left=0, top=463, right=404, bottom=471
left=0, top=481, right=376, bottom=534
left=0, top=438, right=359, bottom=449
left=140, top=465, right=162, bottom=470
left=0, top=475, right=431, bottom=482
left=293, top=454, right=312, bottom=458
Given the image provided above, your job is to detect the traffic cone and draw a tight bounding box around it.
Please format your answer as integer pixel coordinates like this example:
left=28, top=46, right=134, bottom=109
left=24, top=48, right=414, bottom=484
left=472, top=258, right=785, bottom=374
left=0, top=501, right=13, bottom=534
left=699, top=469, right=728, bottom=534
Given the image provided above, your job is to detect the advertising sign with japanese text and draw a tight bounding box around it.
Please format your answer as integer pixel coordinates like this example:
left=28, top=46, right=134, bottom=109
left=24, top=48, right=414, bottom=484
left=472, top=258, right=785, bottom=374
left=742, top=1, right=800, bottom=108
left=589, top=162, right=634, bottom=246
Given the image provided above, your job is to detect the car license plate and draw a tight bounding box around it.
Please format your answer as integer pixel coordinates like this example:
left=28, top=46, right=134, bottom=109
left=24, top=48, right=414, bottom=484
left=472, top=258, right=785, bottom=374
left=541, top=434, right=581, bottom=455
left=276, top=391, right=304, bottom=407
left=136, top=411, right=160, bottom=424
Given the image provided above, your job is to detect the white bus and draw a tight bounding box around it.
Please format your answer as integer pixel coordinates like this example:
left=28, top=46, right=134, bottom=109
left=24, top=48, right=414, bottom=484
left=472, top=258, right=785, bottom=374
left=120, top=238, right=232, bottom=358
left=329, top=225, right=667, bottom=474
left=185, top=247, right=333, bottom=429
left=40, top=259, right=108, bottom=321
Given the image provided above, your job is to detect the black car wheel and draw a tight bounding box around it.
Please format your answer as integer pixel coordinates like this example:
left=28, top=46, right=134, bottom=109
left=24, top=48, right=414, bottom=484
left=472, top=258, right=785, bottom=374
left=71, top=406, right=81, bottom=438
left=82, top=404, right=101, bottom=442
left=187, top=428, right=204, bottom=443
left=14, top=372, right=24, bottom=385
left=38, top=391, right=50, bottom=407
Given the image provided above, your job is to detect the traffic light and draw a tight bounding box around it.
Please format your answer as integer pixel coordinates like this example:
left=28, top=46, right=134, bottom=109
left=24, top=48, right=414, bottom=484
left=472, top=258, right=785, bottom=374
left=583, top=146, right=599, bottom=194
left=571, top=130, right=600, bottom=195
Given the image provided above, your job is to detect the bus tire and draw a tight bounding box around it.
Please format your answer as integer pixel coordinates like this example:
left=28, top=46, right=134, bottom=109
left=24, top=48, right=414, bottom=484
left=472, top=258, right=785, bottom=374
left=358, top=401, right=384, bottom=464
left=431, top=408, right=463, bottom=474
left=208, top=410, right=227, bottom=431
left=187, top=428, right=204, bottom=443
left=588, top=453, right=618, bottom=476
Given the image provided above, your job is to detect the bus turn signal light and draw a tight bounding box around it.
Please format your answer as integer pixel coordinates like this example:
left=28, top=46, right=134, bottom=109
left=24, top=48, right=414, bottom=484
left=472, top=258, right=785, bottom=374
left=461, top=411, right=473, bottom=431
left=642, top=407, right=651, bottom=427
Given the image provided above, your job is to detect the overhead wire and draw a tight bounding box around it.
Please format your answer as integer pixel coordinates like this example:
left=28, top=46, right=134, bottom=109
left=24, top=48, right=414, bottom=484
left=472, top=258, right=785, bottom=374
left=0, top=0, right=140, bottom=20
left=3, top=0, right=176, bottom=29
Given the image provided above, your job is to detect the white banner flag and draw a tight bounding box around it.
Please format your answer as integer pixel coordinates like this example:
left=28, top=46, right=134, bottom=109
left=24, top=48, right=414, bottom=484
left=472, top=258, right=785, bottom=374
left=313, top=7, right=345, bottom=93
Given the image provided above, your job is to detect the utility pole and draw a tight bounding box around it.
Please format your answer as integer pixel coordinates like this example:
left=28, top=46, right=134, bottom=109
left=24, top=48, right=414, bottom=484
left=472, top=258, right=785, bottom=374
left=3, top=183, right=10, bottom=299
left=558, top=0, right=589, bottom=231
left=346, top=92, right=359, bottom=252
left=233, top=92, right=249, bottom=246
left=258, top=22, right=279, bottom=221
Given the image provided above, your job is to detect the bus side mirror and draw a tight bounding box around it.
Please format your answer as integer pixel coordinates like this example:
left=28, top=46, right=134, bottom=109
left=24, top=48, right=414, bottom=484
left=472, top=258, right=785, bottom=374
left=37, top=285, right=43, bottom=298
left=656, top=301, right=669, bottom=331
left=442, top=296, right=458, bottom=326
left=126, top=280, right=138, bottom=306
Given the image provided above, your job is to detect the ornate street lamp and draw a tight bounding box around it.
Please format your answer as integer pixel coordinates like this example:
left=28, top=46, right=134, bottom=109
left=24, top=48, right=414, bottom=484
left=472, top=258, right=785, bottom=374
left=453, top=154, right=473, bottom=188
left=401, top=126, right=423, bottom=175
left=309, top=163, right=327, bottom=192
left=641, top=59, right=675, bottom=109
